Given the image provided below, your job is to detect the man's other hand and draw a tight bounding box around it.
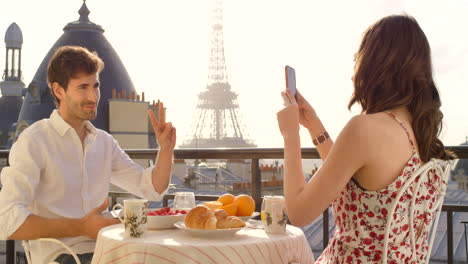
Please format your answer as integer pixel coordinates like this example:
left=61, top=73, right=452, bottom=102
left=79, top=198, right=120, bottom=239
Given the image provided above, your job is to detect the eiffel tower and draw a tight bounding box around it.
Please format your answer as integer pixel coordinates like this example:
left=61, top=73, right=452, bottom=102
left=180, top=0, right=256, bottom=148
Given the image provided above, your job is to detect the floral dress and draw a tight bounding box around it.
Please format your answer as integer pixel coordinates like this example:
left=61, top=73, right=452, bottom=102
left=315, top=112, right=447, bottom=264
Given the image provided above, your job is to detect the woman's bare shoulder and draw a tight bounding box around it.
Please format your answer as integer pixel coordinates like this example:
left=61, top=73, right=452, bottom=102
left=348, top=112, right=389, bottom=123
left=344, top=113, right=388, bottom=130
left=341, top=113, right=393, bottom=144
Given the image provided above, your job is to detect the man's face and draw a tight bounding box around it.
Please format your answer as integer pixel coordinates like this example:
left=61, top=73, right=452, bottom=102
left=58, top=72, right=100, bottom=122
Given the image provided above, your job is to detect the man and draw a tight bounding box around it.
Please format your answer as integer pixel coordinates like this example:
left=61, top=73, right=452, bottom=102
left=0, top=46, right=176, bottom=263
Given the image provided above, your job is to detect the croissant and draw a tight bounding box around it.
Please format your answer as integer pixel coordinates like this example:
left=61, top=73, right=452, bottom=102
left=216, top=216, right=246, bottom=229
left=185, top=205, right=217, bottom=229
left=214, top=209, right=228, bottom=221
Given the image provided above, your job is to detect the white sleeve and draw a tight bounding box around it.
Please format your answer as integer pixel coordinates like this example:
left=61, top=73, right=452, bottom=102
left=0, top=131, right=44, bottom=239
left=109, top=137, right=169, bottom=201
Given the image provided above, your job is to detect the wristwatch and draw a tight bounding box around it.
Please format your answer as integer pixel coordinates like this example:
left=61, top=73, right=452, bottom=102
left=313, top=131, right=330, bottom=146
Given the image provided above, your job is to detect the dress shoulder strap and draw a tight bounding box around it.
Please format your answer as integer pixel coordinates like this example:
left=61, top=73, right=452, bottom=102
left=385, top=111, right=417, bottom=154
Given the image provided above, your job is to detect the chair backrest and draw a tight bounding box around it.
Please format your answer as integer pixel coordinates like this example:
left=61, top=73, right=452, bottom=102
left=22, top=238, right=81, bottom=264
left=382, top=159, right=453, bottom=264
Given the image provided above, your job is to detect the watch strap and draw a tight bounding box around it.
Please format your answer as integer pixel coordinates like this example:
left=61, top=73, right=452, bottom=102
left=313, top=131, right=330, bottom=146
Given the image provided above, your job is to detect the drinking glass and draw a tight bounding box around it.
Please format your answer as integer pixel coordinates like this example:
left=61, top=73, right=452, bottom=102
left=173, top=192, right=196, bottom=210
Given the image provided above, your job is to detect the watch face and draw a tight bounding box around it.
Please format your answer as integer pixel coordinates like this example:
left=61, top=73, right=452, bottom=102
left=318, top=135, right=326, bottom=144
left=314, top=132, right=329, bottom=146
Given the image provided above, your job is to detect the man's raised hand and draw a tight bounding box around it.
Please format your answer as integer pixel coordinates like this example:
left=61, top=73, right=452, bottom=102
left=148, top=102, right=176, bottom=151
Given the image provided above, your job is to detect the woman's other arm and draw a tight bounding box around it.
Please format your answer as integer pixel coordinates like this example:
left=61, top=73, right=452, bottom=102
left=296, top=90, right=333, bottom=160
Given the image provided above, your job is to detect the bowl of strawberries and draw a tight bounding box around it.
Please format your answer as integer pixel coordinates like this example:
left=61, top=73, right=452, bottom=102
left=147, top=207, right=187, bottom=230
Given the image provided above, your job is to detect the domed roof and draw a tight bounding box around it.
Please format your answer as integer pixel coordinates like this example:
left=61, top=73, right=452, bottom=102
left=18, top=2, right=136, bottom=132
left=452, top=139, right=468, bottom=177
left=5, top=22, right=23, bottom=48
left=0, top=96, right=22, bottom=149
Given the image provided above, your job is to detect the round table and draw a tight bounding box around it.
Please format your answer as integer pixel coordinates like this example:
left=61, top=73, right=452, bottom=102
left=91, top=221, right=315, bottom=264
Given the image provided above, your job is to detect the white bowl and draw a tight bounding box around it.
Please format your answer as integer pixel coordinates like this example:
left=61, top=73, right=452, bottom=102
left=147, top=214, right=186, bottom=229
left=238, top=212, right=260, bottom=222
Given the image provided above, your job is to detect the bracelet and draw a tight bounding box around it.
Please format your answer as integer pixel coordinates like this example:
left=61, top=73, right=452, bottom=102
left=312, top=131, right=330, bottom=146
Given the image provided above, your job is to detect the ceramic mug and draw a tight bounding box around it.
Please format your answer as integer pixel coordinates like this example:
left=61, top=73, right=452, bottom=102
left=261, top=195, right=288, bottom=234
left=112, top=199, right=148, bottom=238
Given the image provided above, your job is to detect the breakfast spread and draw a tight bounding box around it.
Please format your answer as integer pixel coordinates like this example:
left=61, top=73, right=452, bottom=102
left=183, top=194, right=257, bottom=230
left=185, top=204, right=247, bottom=230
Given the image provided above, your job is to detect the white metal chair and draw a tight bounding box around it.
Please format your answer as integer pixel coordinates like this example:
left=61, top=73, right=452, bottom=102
left=22, top=238, right=81, bottom=264
left=382, top=159, right=453, bottom=264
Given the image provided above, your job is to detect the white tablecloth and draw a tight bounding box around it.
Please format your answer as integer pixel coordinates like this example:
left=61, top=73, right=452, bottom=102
left=92, top=221, right=314, bottom=264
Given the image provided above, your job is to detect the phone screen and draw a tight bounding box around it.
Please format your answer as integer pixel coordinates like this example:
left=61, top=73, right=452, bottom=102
left=285, top=65, right=296, bottom=97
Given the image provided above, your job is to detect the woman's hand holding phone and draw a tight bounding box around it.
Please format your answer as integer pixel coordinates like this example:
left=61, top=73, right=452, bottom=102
left=280, top=65, right=332, bottom=160
left=278, top=65, right=300, bottom=140
left=277, top=90, right=299, bottom=140
left=283, top=65, right=319, bottom=131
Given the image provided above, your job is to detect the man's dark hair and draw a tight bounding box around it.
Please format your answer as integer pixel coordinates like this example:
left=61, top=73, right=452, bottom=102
left=47, top=46, right=104, bottom=106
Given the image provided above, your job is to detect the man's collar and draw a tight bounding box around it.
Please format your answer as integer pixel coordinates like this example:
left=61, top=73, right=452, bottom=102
left=84, top=120, right=97, bottom=138
left=50, top=110, right=97, bottom=137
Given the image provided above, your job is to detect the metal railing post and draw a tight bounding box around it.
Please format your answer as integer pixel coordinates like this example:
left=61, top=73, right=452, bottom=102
left=6, top=240, right=14, bottom=264
left=251, top=158, right=262, bottom=212
left=441, top=205, right=468, bottom=264
left=447, top=210, right=453, bottom=264
left=462, top=222, right=468, bottom=263
left=323, top=208, right=329, bottom=249
left=4, top=154, right=14, bottom=264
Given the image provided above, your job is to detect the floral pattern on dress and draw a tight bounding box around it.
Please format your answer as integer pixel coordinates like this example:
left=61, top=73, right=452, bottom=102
left=315, top=154, right=446, bottom=264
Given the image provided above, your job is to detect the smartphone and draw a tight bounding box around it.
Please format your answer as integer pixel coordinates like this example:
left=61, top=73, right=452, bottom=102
left=285, top=65, right=296, bottom=97
left=102, top=209, right=122, bottom=219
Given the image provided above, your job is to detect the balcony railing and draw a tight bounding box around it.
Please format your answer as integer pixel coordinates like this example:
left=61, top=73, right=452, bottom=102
left=1, top=146, right=468, bottom=264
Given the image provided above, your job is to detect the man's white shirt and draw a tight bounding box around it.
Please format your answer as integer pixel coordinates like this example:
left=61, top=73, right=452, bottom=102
left=0, top=110, right=168, bottom=263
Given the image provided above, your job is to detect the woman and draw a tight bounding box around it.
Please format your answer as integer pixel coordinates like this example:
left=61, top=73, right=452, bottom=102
left=277, top=15, right=455, bottom=263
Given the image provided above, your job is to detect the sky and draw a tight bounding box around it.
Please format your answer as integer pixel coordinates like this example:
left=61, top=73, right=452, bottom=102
left=1, top=0, right=467, bottom=149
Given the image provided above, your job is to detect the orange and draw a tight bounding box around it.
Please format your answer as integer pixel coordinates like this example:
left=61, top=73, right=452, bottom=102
left=218, top=203, right=238, bottom=216
left=217, top=193, right=235, bottom=206
left=233, top=195, right=255, bottom=216
left=203, top=201, right=223, bottom=211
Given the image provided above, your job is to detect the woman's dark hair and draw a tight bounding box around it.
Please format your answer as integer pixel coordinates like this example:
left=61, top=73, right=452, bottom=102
left=348, top=15, right=455, bottom=162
